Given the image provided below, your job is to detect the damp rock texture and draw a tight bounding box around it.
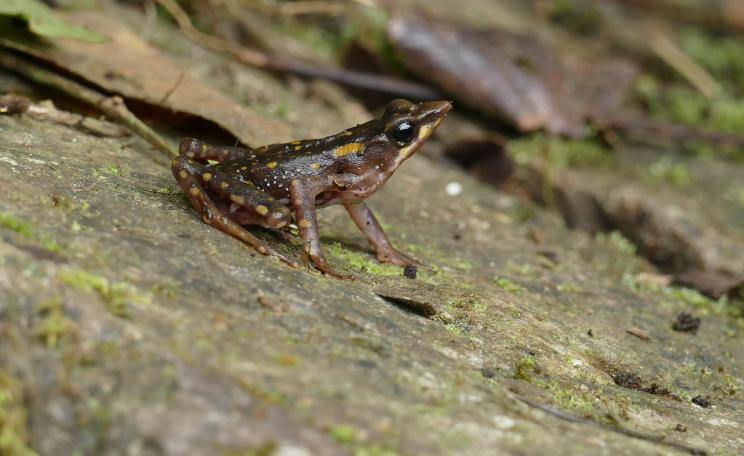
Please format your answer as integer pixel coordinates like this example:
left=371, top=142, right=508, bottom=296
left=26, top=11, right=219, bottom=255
left=1, top=108, right=743, bottom=456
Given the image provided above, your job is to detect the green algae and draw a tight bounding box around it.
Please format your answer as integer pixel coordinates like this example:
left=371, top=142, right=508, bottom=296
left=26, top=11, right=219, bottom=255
left=0, top=210, right=60, bottom=253
left=58, top=269, right=150, bottom=318
left=595, top=231, right=636, bottom=256
left=328, top=424, right=357, bottom=445
left=644, top=157, right=690, bottom=186
left=33, top=297, right=76, bottom=349
left=511, top=134, right=614, bottom=169
left=326, top=242, right=401, bottom=276
left=514, top=355, right=537, bottom=381
left=0, top=373, right=38, bottom=456
left=493, top=277, right=526, bottom=293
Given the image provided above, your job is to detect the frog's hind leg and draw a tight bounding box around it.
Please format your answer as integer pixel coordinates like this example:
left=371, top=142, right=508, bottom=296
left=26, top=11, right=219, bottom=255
left=172, top=156, right=300, bottom=268
left=344, top=201, right=418, bottom=266
left=179, top=137, right=256, bottom=163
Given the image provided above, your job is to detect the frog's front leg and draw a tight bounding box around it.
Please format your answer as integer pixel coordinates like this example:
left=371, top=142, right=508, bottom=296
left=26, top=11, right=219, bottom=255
left=344, top=202, right=417, bottom=266
left=172, top=156, right=300, bottom=268
left=288, top=177, right=350, bottom=278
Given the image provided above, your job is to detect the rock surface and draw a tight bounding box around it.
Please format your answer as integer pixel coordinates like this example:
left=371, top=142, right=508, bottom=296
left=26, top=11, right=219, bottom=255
left=1, top=110, right=743, bottom=455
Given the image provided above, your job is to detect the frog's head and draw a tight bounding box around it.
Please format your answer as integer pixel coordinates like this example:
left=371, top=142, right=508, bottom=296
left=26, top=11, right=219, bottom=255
left=380, top=99, right=452, bottom=166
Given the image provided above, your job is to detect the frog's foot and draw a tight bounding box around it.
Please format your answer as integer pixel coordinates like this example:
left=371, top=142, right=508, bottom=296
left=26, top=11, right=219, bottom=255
left=343, top=202, right=420, bottom=267
left=376, top=248, right=420, bottom=267
left=300, top=246, right=352, bottom=279
left=172, top=156, right=301, bottom=268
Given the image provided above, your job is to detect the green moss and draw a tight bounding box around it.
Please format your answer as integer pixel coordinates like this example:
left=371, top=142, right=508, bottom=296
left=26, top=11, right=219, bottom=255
left=0, top=373, right=38, bottom=456
left=0, top=211, right=60, bottom=252
left=635, top=55, right=744, bottom=160
left=33, top=297, right=75, bottom=349
left=325, top=242, right=401, bottom=276
left=98, top=164, right=122, bottom=176
left=511, top=134, right=613, bottom=169
left=624, top=273, right=743, bottom=318
left=557, top=282, right=584, bottom=293
left=223, top=442, right=277, bottom=456
left=493, top=277, right=525, bottom=293
left=644, top=157, right=690, bottom=186
left=354, top=445, right=398, bottom=456
left=680, top=27, right=744, bottom=93
left=595, top=231, right=636, bottom=256
left=328, top=424, right=357, bottom=444
left=735, top=188, right=744, bottom=207
left=0, top=211, right=33, bottom=237
left=58, top=269, right=150, bottom=318
left=514, top=355, right=537, bottom=381
left=549, top=383, right=594, bottom=416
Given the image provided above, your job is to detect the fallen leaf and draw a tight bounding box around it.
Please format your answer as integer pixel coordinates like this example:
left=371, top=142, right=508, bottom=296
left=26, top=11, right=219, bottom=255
left=0, top=0, right=107, bottom=43
left=1, top=11, right=290, bottom=146
left=388, top=14, right=584, bottom=136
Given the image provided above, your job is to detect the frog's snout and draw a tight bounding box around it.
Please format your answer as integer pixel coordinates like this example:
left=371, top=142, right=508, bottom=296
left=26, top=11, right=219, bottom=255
left=416, top=100, right=453, bottom=125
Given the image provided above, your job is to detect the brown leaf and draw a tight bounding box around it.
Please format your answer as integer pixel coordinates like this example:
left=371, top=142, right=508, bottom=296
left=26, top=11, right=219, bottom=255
left=1, top=12, right=289, bottom=146
left=388, top=14, right=585, bottom=136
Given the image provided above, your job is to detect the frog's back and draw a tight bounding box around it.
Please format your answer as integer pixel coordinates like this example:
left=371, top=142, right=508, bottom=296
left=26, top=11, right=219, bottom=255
left=254, top=118, right=382, bottom=163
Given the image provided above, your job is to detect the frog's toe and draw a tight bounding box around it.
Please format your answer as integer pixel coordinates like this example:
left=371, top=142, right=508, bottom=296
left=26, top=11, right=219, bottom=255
left=322, top=268, right=355, bottom=280
left=377, top=249, right=419, bottom=267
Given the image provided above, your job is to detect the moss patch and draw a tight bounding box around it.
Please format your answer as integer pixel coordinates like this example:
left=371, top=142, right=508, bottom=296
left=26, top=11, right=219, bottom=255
left=0, top=211, right=60, bottom=253
left=511, top=135, right=614, bottom=169
left=58, top=269, right=150, bottom=318
left=493, top=277, right=526, bottom=293
left=0, top=373, right=38, bottom=456
left=33, top=297, right=76, bottom=349
left=325, top=242, right=401, bottom=276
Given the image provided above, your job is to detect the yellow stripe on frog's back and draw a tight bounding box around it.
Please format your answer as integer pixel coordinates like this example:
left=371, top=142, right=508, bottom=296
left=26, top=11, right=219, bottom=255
left=334, top=142, right=363, bottom=157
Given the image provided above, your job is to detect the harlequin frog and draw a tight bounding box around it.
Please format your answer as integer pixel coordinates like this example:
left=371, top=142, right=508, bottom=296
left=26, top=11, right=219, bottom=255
left=172, top=99, right=452, bottom=277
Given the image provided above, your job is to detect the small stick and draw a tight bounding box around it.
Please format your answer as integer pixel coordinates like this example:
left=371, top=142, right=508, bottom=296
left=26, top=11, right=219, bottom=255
left=604, top=115, right=744, bottom=149
left=647, top=26, right=722, bottom=99
left=154, top=0, right=440, bottom=100
left=0, top=50, right=177, bottom=158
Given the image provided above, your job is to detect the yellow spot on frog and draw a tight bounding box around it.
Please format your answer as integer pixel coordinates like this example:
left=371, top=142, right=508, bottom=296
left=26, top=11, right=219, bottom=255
left=291, top=140, right=302, bottom=145
left=344, top=130, right=353, bottom=136
left=298, top=219, right=311, bottom=228
left=240, top=166, right=248, bottom=171
left=267, top=161, right=278, bottom=169
left=202, top=172, right=212, bottom=182
left=334, top=142, right=363, bottom=157
left=179, top=170, right=188, bottom=179
left=310, top=163, right=321, bottom=170
left=230, top=194, right=245, bottom=205
left=189, top=187, right=200, bottom=196
left=294, top=145, right=302, bottom=151
left=201, top=143, right=209, bottom=152
left=256, top=205, right=269, bottom=215
left=220, top=182, right=229, bottom=189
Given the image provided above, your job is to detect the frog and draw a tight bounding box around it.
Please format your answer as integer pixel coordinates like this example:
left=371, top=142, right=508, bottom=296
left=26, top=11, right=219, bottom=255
left=172, top=98, right=452, bottom=277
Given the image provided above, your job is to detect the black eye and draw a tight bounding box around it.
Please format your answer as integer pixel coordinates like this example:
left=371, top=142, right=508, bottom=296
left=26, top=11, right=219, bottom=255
left=391, top=121, right=416, bottom=145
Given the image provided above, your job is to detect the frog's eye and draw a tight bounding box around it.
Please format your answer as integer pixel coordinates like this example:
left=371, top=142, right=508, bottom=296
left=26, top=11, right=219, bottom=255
left=391, top=121, right=416, bottom=145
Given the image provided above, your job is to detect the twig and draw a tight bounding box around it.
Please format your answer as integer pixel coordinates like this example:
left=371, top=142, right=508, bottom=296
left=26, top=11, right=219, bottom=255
left=0, top=50, right=177, bottom=159
left=154, top=0, right=440, bottom=100
left=604, top=116, right=744, bottom=149
left=647, top=26, right=722, bottom=99
left=516, top=396, right=708, bottom=455
left=276, top=1, right=348, bottom=16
